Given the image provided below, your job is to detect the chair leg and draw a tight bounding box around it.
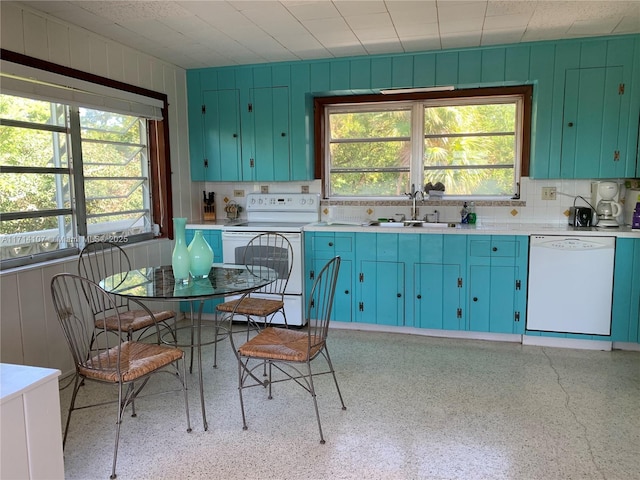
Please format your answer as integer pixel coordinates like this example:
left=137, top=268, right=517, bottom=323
left=306, top=361, right=325, bottom=444
left=323, top=346, right=347, bottom=411
left=237, top=358, right=248, bottom=431
left=62, top=374, right=83, bottom=447
left=111, top=383, right=126, bottom=479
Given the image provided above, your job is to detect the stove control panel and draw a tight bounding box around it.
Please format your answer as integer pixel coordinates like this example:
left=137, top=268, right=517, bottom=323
left=246, top=193, right=319, bottom=212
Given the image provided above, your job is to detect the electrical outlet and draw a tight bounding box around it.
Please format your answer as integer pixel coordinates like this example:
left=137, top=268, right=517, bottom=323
left=541, top=187, right=557, bottom=200
left=233, top=189, right=244, bottom=197
left=260, top=185, right=269, bottom=194
left=301, top=185, right=309, bottom=194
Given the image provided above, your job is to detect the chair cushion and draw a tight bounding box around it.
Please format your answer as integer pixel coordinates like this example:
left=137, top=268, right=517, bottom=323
left=95, top=309, right=175, bottom=333
left=216, top=297, right=283, bottom=317
left=238, top=327, right=324, bottom=362
left=79, top=341, right=183, bottom=383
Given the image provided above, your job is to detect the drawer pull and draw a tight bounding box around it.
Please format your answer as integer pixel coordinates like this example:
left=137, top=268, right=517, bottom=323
left=473, top=297, right=478, bottom=302
left=492, top=247, right=498, bottom=252
left=328, top=242, right=334, bottom=247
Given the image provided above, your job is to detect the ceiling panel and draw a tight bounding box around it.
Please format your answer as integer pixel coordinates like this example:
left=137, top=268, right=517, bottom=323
left=5, top=0, right=640, bottom=69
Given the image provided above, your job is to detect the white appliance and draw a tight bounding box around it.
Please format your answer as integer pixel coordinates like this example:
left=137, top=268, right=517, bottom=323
left=221, top=193, right=320, bottom=326
left=591, top=181, right=622, bottom=227
left=526, top=235, right=615, bottom=335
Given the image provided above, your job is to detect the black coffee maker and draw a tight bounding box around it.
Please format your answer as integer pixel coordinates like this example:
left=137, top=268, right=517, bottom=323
left=568, top=206, right=594, bottom=227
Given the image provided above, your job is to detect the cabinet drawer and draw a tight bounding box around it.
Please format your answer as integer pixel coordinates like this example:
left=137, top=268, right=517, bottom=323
left=469, top=237, right=518, bottom=258
left=312, top=233, right=352, bottom=253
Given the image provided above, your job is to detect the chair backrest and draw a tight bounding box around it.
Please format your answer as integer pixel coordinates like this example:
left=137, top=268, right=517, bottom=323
left=242, top=233, right=294, bottom=296
left=51, top=273, right=124, bottom=375
left=78, top=241, right=131, bottom=309
left=306, top=256, right=341, bottom=347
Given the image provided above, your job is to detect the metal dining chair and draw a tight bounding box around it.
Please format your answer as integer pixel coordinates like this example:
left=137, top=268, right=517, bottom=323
left=214, top=232, right=294, bottom=366
left=230, top=256, right=346, bottom=444
left=51, top=273, right=191, bottom=480
left=78, top=241, right=176, bottom=342
left=216, top=232, right=293, bottom=327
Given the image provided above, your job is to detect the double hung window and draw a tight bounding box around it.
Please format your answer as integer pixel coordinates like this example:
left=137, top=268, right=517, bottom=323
left=319, top=86, right=531, bottom=199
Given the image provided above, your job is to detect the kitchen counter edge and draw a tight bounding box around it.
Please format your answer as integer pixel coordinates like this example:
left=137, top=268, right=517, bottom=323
left=303, top=222, right=640, bottom=238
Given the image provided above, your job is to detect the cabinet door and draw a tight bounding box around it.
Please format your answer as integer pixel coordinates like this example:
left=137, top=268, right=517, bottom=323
left=467, top=235, right=526, bottom=333
left=247, top=86, right=290, bottom=181
left=202, top=89, right=242, bottom=181
left=611, top=238, right=640, bottom=343
left=358, top=260, right=404, bottom=326
left=311, top=254, right=352, bottom=323
left=560, top=66, right=624, bottom=178
left=305, top=232, right=354, bottom=323
left=415, top=262, right=462, bottom=330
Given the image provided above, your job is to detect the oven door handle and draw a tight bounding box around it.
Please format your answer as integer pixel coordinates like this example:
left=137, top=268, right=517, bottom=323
left=222, top=231, right=301, bottom=240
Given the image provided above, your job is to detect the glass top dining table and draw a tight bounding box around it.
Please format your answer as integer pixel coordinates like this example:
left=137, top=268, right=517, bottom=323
left=100, top=263, right=277, bottom=430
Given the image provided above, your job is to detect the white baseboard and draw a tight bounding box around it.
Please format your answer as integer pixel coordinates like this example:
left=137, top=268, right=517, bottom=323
left=522, top=335, right=612, bottom=351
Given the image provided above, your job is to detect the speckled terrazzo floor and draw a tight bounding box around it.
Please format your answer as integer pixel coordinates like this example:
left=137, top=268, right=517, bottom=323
left=58, top=326, right=640, bottom=480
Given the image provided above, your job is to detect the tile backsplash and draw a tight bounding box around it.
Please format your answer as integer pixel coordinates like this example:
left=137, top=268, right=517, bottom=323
left=199, top=177, right=638, bottom=226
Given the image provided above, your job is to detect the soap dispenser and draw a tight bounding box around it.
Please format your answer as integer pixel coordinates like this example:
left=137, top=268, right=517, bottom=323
left=460, top=202, right=469, bottom=224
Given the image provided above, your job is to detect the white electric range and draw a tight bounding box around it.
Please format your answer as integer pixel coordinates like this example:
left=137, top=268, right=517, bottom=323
left=221, top=193, right=320, bottom=326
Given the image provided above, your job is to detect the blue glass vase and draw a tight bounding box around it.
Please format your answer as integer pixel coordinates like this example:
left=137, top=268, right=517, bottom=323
left=188, top=230, right=214, bottom=278
left=171, top=217, right=190, bottom=284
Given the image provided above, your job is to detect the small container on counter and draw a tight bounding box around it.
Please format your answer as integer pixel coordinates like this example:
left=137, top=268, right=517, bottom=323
left=203, top=191, right=216, bottom=221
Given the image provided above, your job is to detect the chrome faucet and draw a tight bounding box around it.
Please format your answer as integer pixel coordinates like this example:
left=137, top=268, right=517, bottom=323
left=405, top=183, right=424, bottom=221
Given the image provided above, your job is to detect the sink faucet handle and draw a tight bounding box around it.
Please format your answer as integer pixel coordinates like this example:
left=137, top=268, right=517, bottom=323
left=395, top=213, right=406, bottom=222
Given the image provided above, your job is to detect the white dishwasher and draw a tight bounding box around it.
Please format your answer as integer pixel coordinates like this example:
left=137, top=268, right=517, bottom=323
left=526, top=235, right=615, bottom=335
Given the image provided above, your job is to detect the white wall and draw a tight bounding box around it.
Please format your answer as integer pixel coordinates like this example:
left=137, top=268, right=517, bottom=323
left=0, top=3, right=194, bottom=372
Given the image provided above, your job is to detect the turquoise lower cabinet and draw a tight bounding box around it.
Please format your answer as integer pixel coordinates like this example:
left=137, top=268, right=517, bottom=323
left=358, top=260, right=405, bottom=326
left=181, top=229, right=223, bottom=314
left=466, top=235, right=528, bottom=334
left=414, top=235, right=466, bottom=330
left=415, top=263, right=463, bottom=329
left=354, top=232, right=408, bottom=326
left=611, top=238, right=640, bottom=343
left=304, top=232, right=354, bottom=323
left=304, top=231, right=529, bottom=332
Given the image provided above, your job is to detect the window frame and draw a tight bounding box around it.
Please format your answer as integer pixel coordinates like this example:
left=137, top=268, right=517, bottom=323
left=314, top=85, right=532, bottom=199
left=0, top=49, right=174, bottom=269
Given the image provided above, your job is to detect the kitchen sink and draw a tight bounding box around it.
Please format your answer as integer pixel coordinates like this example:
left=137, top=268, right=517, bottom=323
left=376, top=221, right=459, bottom=228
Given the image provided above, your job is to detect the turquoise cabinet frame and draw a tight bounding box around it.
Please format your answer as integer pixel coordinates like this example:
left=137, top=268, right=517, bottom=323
left=187, top=35, right=640, bottom=182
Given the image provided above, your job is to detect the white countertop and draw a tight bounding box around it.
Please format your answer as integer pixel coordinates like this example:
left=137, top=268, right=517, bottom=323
left=185, top=219, right=640, bottom=238
left=304, top=222, right=640, bottom=238
left=0, top=363, right=61, bottom=403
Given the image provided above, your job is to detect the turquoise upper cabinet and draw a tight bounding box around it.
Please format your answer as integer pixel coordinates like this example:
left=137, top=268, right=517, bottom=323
left=202, top=89, right=242, bottom=181
left=541, top=37, right=639, bottom=178
left=560, top=66, right=626, bottom=178
left=188, top=35, right=639, bottom=182
left=243, top=86, right=290, bottom=181
left=188, top=66, right=306, bottom=181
